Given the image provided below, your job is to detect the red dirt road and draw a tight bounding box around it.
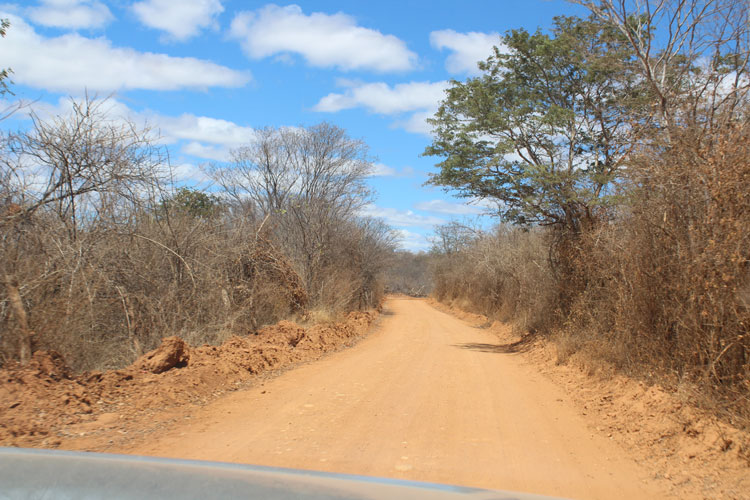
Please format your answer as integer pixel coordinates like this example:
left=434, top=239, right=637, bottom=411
left=117, top=298, right=665, bottom=499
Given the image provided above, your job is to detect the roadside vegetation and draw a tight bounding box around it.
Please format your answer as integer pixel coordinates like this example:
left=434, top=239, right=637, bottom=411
left=426, top=0, right=750, bottom=426
left=383, top=251, right=433, bottom=297
left=0, top=95, right=395, bottom=371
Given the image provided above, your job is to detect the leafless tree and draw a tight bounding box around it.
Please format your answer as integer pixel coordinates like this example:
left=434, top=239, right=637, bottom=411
left=0, top=96, right=164, bottom=363
left=209, top=123, right=376, bottom=303
left=211, top=123, right=372, bottom=213
left=2, top=97, right=165, bottom=239
left=573, top=0, right=750, bottom=132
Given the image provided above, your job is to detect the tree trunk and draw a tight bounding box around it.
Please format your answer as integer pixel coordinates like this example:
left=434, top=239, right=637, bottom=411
left=4, top=274, right=32, bottom=364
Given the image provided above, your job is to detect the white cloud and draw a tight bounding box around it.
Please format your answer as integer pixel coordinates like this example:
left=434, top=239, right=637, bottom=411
left=24, top=96, right=254, bottom=160
left=181, top=141, right=231, bottom=162
left=314, top=80, right=447, bottom=136
left=369, top=163, right=396, bottom=177
left=359, top=203, right=445, bottom=228
left=144, top=109, right=258, bottom=165
left=430, top=29, right=503, bottom=76
left=170, top=163, right=212, bottom=184
left=155, top=114, right=256, bottom=147
left=132, top=0, right=224, bottom=42
left=394, top=109, right=435, bottom=135
left=229, top=4, right=417, bottom=72
left=414, top=199, right=488, bottom=215
left=368, top=163, right=415, bottom=177
left=24, top=94, right=134, bottom=123
left=16, top=96, right=254, bottom=184
left=0, top=13, right=250, bottom=93
left=315, top=80, right=448, bottom=114
left=152, top=113, right=256, bottom=177
left=27, top=0, right=112, bottom=30
left=394, top=229, right=430, bottom=252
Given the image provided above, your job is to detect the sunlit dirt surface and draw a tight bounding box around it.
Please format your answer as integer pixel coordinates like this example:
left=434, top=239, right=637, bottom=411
left=114, top=298, right=667, bottom=499
left=5, top=298, right=748, bottom=499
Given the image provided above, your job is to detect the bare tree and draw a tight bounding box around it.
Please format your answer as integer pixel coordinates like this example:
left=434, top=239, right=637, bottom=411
left=3, top=97, right=165, bottom=238
left=211, top=123, right=372, bottom=215
left=430, top=221, right=480, bottom=256
left=0, top=96, right=164, bottom=363
left=573, top=0, right=750, bottom=131
left=209, top=123, right=376, bottom=302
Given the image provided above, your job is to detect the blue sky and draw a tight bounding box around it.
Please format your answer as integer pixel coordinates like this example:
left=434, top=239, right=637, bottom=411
left=0, top=0, right=587, bottom=250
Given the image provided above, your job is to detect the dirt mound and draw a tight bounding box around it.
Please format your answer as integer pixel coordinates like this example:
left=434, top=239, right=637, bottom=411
left=134, top=336, right=190, bottom=374
left=0, top=310, right=377, bottom=448
left=27, top=350, right=72, bottom=380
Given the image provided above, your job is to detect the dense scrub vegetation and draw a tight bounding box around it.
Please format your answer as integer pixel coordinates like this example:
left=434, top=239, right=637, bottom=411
left=0, top=99, right=394, bottom=371
left=427, top=0, right=750, bottom=425
left=383, top=251, right=433, bottom=297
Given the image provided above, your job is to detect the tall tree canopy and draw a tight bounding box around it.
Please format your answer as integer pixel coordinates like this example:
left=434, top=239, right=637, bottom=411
left=425, top=16, right=644, bottom=231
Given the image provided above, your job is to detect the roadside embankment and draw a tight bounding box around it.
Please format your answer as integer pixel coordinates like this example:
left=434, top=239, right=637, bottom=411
left=429, top=298, right=750, bottom=500
left=0, top=310, right=378, bottom=449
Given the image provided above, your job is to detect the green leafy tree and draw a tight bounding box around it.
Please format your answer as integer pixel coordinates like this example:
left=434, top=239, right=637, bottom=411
left=161, top=187, right=221, bottom=219
left=425, top=16, right=645, bottom=231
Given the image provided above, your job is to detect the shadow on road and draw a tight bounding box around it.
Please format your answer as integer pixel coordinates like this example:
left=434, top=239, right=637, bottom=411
left=453, top=334, right=537, bottom=354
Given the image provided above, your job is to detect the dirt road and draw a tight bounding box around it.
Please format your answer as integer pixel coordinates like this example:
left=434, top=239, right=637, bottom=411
left=119, top=298, right=663, bottom=499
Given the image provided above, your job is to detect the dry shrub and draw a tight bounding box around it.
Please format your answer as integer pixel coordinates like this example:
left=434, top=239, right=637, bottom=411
left=564, top=124, right=750, bottom=423
left=0, top=207, right=307, bottom=371
left=429, top=124, right=750, bottom=424
left=383, top=251, right=433, bottom=297
left=0, top=99, right=394, bottom=372
left=431, top=225, right=556, bottom=334
left=0, top=198, right=391, bottom=372
left=292, top=217, right=392, bottom=318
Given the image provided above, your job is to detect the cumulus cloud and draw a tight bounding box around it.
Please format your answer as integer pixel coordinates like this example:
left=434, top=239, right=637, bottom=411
left=394, top=109, right=435, bottom=135
left=146, top=112, right=257, bottom=177
left=27, top=0, right=112, bottom=30
left=430, top=29, right=504, bottom=76
left=170, top=163, right=212, bottom=184
left=24, top=94, right=133, bottom=123
left=369, top=163, right=396, bottom=177
left=143, top=109, right=256, bottom=166
left=229, top=4, right=417, bottom=72
left=17, top=96, right=258, bottom=185
left=132, top=0, right=224, bottom=42
left=315, top=80, right=448, bottom=114
left=359, top=203, right=445, bottom=228
left=180, top=141, right=232, bottom=162
left=26, top=96, right=254, bottom=156
left=0, top=13, right=250, bottom=92
left=314, top=80, right=447, bottom=136
left=154, top=113, right=256, bottom=147
left=414, top=199, right=488, bottom=215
